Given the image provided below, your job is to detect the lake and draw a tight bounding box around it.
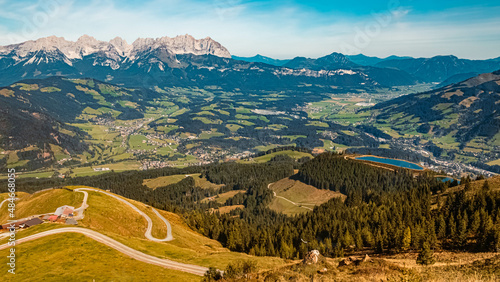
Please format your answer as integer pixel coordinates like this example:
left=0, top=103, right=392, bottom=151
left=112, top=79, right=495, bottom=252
left=437, top=177, right=461, bottom=184
left=355, top=156, right=424, bottom=170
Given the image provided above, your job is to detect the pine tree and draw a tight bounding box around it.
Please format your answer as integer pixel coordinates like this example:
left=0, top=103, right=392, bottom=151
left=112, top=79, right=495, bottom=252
left=437, top=214, right=446, bottom=239
left=448, top=215, right=456, bottom=239
left=482, top=180, right=490, bottom=191
left=464, top=181, right=471, bottom=191
left=375, top=231, right=384, bottom=253
left=455, top=212, right=469, bottom=248
left=402, top=226, right=412, bottom=251
left=355, top=231, right=363, bottom=251
left=470, top=211, right=481, bottom=236
left=416, top=241, right=435, bottom=265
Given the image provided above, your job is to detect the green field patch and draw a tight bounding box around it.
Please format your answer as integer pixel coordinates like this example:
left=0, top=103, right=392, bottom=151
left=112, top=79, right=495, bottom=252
left=201, top=103, right=218, bottom=111
left=13, top=83, right=39, bottom=91
left=98, top=83, right=129, bottom=97
left=118, top=100, right=139, bottom=109
left=70, top=79, right=95, bottom=87
left=306, top=121, right=329, bottom=127
left=129, top=135, right=156, bottom=150
left=40, top=86, right=61, bottom=93
left=70, top=123, right=120, bottom=141
left=267, top=124, right=288, bottom=130
left=226, top=124, right=243, bottom=132
left=239, top=150, right=312, bottom=163
left=171, top=108, right=189, bottom=117
left=235, top=107, right=252, bottom=114
left=76, top=85, right=110, bottom=106
left=199, top=129, right=224, bottom=139
left=215, top=109, right=230, bottom=115
left=487, top=158, right=500, bottom=166
left=282, top=135, right=306, bottom=141
left=432, top=103, right=454, bottom=111
left=202, top=190, right=246, bottom=204
left=70, top=161, right=141, bottom=177
left=341, top=130, right=357, bottom=136
left=157, top=145, right=178, bottom=156
left=228, top=119, right=255, bottom=126
left=49, top=144, right=71, bottom=161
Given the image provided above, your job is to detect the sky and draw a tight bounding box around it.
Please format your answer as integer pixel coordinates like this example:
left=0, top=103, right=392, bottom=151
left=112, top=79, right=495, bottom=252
left=0, top=0, right=499, bottom=59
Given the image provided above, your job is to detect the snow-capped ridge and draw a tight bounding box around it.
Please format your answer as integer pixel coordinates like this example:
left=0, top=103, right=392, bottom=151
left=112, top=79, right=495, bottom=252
left=1, top=34, right=231, bottom=64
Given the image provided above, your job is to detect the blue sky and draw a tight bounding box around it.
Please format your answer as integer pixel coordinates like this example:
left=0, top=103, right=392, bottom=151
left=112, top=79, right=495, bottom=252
left=0, top=0, right=499, bottom=59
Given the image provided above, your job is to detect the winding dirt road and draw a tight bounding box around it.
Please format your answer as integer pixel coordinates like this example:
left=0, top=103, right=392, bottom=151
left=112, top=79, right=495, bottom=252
left=74, top=188, right=173, bottom=241
left=0, top=227, right=207, bottom=276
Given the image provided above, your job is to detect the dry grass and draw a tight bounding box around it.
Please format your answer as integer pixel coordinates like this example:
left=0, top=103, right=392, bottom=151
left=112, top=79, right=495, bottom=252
left=1, top=187, right=289, bottom=276
left=215, top=205, right=245, bottom=214
left=79, top=190, right=148, bottom=239
left=268, top=177, right=345, bottom=215
left=0, top=189, right=82, bottom=223
left=257, top=252, right=500, bottom=282
left=0, top=232, right=199, bottom=282
left=143, top=173, right=224, bottom=190
left=201, top=190, right=246, bottom=204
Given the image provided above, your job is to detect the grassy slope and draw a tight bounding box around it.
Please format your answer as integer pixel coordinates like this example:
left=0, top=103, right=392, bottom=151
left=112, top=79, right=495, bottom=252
left=238, top=150, right=313, bottom=164
left=0, top=190, right=82, bottom=223
left=259, top=253, right=500, bottom=281
left=268, top=177, right=345, bottom=216
left=0, top=233, right=199, bottom=282
left=143, top=173, right=224, bottom=190
left=201, top=190, right=246, bottom=204
left=0, top=186, right=288, bottom=277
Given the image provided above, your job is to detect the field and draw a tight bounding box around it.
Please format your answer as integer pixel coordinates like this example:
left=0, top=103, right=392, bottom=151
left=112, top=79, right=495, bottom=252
left=259, top=252, right=500, bottom=281
left=238, top=150, right=313, bottom=164
left=268, top=177, right=345, bottom=215
left=143, top=174, right=224, bottom=190
left=0, top=187, right=289, bottom=276
left=0, top=189, right=82, bottom=223
left=0, top=233, right=199, bottom=282
left=202, top=190, right=246, bottom=204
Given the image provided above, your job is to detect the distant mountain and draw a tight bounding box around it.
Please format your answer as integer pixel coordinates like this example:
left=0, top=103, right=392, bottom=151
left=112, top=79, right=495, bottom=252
left=435, top=72, right=479, bottom=88
left=0, top=36, right=417, bottom=88
left=370, top=70, right=500, bottom=148
left=283, top=52, right=357, bottom=70
left=232, top=54, right=290, bottom=66
left=375, top=55, right=500, bottom=83
left=282, top=52, right=417, bottom=86
left=346, top=54, right=412, bottom=66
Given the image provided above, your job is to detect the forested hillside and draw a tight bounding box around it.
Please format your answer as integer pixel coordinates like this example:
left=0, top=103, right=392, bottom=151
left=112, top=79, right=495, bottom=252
left=7, top=152, right=499, bottom=261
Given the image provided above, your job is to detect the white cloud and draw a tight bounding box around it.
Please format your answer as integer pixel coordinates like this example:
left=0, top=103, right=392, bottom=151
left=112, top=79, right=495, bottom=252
left=0, top=0, right=498, bottom=59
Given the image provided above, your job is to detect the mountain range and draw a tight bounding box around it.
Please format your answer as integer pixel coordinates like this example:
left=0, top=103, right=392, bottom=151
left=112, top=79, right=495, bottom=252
left=2, top=35, right=499, bottom=89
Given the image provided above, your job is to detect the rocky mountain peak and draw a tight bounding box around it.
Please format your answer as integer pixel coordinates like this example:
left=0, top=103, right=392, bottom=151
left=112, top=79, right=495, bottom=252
left=1, top=34, right=231, bottom=60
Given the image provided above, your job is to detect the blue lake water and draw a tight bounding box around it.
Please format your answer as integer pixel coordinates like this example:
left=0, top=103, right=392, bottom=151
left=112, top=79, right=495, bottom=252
left=437, top=177, right=461, bottom=184
left=355, top=156, right=424, bottom=170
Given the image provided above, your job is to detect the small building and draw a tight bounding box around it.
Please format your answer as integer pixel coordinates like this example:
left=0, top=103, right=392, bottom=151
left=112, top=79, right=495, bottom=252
left=54, top=205, right=75, bottom=217
left=65, top=218, right=78, bottom=225
left=1, top=220, right=27, bottom=229
left=42, top=215, right=51, bottom=221
left=62, top=207, right=74, bottom=218
left=48, top=215, right=59, bottom=222
left=21, top=218, right=44, bottom=228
